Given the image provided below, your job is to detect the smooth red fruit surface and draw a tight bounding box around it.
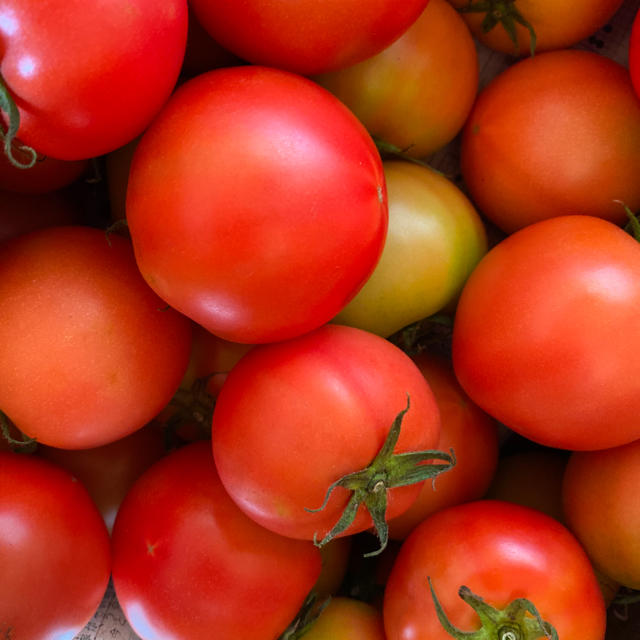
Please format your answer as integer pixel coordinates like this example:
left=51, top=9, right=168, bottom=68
left=0, top=452, right=111, bottom=640
left=127, top=66, right=387, bottom=344
left=631, top=7, right=640, bottom=99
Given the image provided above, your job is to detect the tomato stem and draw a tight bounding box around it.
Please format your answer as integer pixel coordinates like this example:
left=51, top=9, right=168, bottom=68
left=305, top=396, right=456, bottom=557
left=0, top=411, right=37, bottom=452
left=0, top=75, right=37, bottom=170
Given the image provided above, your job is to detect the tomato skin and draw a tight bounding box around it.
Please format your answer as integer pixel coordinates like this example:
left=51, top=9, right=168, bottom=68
left=383, top=500, right=606, bottom=640
left=0, top=0, right=187, bottom=161
left=0, top=226, right=192, bottom=449
left=631, top=7, right=640, bottom=100
left=315, top=0, right=478, bottom=159
left=127, top=66, right=387, bottom=344
left=211, top=324, right=441, bottom=541
left=447, top=0, right=623, bottom=55
left=303, top=598, right=386, bottom=640
left=0, top=452, right=111, bottom=640
left=112, top=441, right=321, bottom=640
left=452, top=215, right=640, bottom=451
left=188, top=0, right=429, bottom=75
left=461, top=49, right=640, bottom=233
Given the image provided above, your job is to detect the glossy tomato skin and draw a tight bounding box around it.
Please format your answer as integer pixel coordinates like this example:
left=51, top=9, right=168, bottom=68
left=0, top=0, right=187, bottom=161
left=383, top=500, right=606, bottom=640
left=447, top=0, right=623, bottom=55
left=452, top=215, right=640, bottom=451
left=631, top=7, right=640, bottom=99
left=0, top=452, right=111, bottom=640
left=315, top=0, right=478, bottom=159
left=211, top=324, right=441, bottom=541
left=188, top=0, right=429, bottom=75
left=461, top=49, right=640, bottom=233
left=127, top=66, right=387, bottom=344
left=112, top=441, right=321, bottom=640
left=0, top=226, right=192, bottom=449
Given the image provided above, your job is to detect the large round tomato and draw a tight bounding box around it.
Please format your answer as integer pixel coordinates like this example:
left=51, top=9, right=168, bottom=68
left=126, top=66, right=387, bottom=344
left=447, top=0, right=623, bottom=55
left=187, top=0, right=429, bottom=75
left=0, top=0, right=187, bottom=162
left=0, top=452, right=111, bottom=639
left=211, top=324, right=447, bottom=549
left=461, top=49, right=640, bottom=233
left=0, top=226, right=192, bottom=449
left=315, top=0, right=478, bottom=159
left=111, top=441, right=321, bottom=640
left=383, top=500, right=606, bottom=640
left=333, top=160, right=487, bottom=338
left=452, top=215, right=640, bottom=451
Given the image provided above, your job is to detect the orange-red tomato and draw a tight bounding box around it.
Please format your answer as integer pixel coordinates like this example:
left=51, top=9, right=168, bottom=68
left=303, top=598, right=386, bottom=640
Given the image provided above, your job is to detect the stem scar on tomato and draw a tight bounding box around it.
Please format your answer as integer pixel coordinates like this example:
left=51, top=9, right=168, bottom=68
left=305, top=396, right=456, bottom=557
left=427, top=576, right=559, bottom=640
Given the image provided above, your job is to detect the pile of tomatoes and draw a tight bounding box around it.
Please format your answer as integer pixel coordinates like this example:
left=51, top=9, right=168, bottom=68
left=2, top=1, right=640, bottom=639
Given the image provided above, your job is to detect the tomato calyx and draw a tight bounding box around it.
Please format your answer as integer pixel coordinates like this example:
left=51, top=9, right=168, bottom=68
left=278, top=592, right=331, bottom=640
left=0, top=76, right=37, bottom=170
left=616, top=200, right=640, bottom=242
left=374, top=137, right=434, bottom=170
left=306, top=396, right=456, bottom=557
left=427, top=577, right=558, bottom=640
left=0, top=410, right=37, bottom=453
left=456, top=0, right=537, bottom=56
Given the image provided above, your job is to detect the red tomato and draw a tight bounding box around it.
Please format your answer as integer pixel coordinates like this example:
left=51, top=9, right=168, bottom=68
left=447, top=0, right=623, bottom=55
left=0, top=226, right=192, bottom=449
left=0, top=452, right=111, bottom=639
left=127, top=66, right=387, bottom=344
left=563, top=438, right=640, bottom=590
left=303, top=597, right=386, bottom=640
left=315, top=0, right=478, bottom=159
left=211, top=324, right=448, bottom=549
left=0, top=0, right=187, bottom=161
left=112, top=441, right=321, bottom=640
left=383, top=500, right=606, bottom=640
left=187, top=0, right=429, bottom=75
left=631, top=7, right=640, bottom=99
left=461, top=49, right=640, bottom=233
left=452, top=215, right=640, bottom=451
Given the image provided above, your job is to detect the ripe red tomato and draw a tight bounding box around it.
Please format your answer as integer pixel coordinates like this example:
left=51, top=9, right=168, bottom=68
left=112, top=441, right=321, bottom=640
left=0, top=226, right=192, bottom=449
left=187, top=0, right=429, bottom=75
left=211, top=324, right=448, bottom=550
left=383, top=500, right=606, bottom=640
left=0, top=452, right=111, bottom=639
left=631, top=6, right=640, bottom=99
left=315, top=0, right=478, bottom=159
left=0, top=0, right=187, bottom=162
left=461, top=49, right=640, bottom=233
left=452, top=215, right=640, bottom=451
left=127, top=66, right=387, bottom=344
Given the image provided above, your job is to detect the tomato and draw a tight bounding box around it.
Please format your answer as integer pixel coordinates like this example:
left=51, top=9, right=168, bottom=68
left=315, top=0, right=478, bottom=159
left=452, top=215, right=640, bottom=451
left=0, top=226, right=192, bottom=449
left=334, top=161, right=487, bottom=338
left=461, top=49, right=640, bottom=233
left=0, top=451, right=111, bottom=639
left=111, top=441, right=321, bottom=640
left=631, top=6, right=640, bottom=100
left=303, top=598, right=386, bottom=640
left=187, top=0, right=429, bottom=75
left=0, top=0, right=187, bottom=162
left=563, top=438, right=640, bottom=590
left=126, top=66, right=387, bottom=344
left=383, top=500, right=606, bottom=640
left=447, top=0, right=623, bottom=55
left=387, top=352, right=499, bottom=540
left=211, top=324, right=449, bottom=550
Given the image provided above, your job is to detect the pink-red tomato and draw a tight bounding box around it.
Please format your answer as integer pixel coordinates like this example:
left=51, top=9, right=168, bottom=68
left=452, top=215, right=640, bottom=451
left=211, top=324, right=443, bottom=543
left=0, top=451, right=111, bottom=639
left=303, top=597, right=386, bottom=640
left=315, top=0, right=478, bottom=159
left=111, top=441, right=321, bottom=640
left=188, top=0, right=429, bottom=75
left=461, top=49, right=640, bottom=233
left=383, top=500, right=606, bottom=640
left=0, top=226, right=192, bottom=449
left=0, top=0, right=187, bottom=161
left=126, top=66, right=387, bottom=344
left=631, top=6, right=640, bottom=99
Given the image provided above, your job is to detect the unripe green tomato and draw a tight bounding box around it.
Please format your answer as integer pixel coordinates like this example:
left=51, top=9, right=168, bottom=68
left=334, top=160, right=487, bottom=337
